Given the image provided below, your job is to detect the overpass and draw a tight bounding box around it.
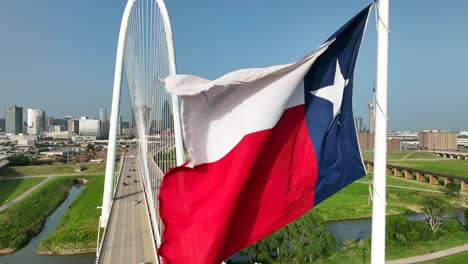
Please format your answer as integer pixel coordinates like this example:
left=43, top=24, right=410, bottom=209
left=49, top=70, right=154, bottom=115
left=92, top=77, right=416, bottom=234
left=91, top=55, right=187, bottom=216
left=431, top=151, right=468, bottom=160
left=364, top=160, right=468, bottom=191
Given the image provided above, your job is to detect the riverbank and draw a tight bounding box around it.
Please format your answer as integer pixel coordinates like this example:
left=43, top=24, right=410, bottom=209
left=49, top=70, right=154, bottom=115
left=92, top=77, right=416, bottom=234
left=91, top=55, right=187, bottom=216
left=316, top=230, right=468, bottom=264
left=0, top=177, right=76, bottom=254
left=315, top=173, right=467, bottom=221
left=0, top=177, right=45, bottom=207
left=37, top=176, right=104, bottom=255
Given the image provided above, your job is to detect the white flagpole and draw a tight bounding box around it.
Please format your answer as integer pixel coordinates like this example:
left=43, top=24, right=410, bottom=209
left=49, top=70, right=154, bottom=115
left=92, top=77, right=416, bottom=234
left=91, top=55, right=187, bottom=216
left=371, top=0, right=389, bottom=263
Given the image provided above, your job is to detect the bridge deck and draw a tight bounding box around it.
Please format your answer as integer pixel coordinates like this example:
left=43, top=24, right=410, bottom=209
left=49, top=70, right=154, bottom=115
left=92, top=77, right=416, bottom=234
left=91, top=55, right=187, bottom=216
left=99, top=155, right=157, bottom=264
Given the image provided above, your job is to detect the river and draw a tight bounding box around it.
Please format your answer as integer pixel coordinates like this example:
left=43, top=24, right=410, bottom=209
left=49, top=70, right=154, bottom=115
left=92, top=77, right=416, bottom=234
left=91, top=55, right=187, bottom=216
left=328, top=210, right=466, bottom=246
left=0, top=186, right=95, bottom=264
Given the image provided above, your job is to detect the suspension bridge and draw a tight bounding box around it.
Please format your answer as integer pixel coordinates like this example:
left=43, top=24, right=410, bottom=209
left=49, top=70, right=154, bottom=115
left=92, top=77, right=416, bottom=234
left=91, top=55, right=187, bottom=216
left=96, top=0, right=183, bottom=263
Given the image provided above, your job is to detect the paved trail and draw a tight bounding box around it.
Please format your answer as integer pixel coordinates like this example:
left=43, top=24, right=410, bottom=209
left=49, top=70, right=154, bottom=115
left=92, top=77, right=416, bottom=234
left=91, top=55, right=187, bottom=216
left=0, top=177, right=51, bottom=212
left=386, top=244, right=468, bottom=263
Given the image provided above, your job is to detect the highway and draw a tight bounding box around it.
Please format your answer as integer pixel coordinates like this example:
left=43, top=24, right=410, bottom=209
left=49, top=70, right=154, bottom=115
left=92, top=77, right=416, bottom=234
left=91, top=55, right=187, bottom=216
left=99, top=155, right=157, bottom=264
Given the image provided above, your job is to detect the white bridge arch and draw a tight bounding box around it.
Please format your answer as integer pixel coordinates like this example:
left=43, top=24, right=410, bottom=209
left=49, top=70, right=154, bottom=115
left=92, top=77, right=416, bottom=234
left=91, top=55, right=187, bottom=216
left=100, top=0, right=184, bottom=259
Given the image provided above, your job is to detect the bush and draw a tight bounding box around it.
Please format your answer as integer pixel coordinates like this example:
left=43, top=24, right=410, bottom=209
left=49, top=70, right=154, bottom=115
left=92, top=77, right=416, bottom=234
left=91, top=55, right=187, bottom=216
left=386, top=216, right=433, bottom=247
left=7, top=154, right=32, bottom=166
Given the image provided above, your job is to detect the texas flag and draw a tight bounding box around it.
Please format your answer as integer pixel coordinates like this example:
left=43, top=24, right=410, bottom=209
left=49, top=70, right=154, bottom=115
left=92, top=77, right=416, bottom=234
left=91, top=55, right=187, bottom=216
left=159, top=5, right=371, bottom=264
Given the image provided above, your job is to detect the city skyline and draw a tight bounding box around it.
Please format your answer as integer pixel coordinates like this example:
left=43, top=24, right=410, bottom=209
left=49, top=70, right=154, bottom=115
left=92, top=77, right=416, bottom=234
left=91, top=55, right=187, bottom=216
left=1, top=1, right=468, bottom=130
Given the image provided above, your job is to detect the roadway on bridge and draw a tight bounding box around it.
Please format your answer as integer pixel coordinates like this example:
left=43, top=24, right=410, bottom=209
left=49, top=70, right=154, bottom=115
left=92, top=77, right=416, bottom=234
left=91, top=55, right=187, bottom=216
left=99, top=155, right=157, bottom=264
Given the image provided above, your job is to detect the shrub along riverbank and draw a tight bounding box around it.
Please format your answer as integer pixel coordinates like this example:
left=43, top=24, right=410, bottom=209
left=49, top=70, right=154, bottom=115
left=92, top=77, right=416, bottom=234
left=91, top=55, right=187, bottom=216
left=237, top=213, right=468, bottom=264
left=38, top=176, right=104, bottom=255
left=0, top=177, right=75, bottom=254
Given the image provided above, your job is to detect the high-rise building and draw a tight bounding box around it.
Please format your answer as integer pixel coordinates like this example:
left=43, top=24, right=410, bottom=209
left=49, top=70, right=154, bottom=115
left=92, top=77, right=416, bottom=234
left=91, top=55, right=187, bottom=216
left=46, top=117, right=54, bottom=127
left=368, top=100, right=376, bottom=133
left=68, top=119, right=79, bottom=134
left=27, top=109, right=46, bottom=135
left=122, top=121, right=130, bottom=129
left=79, top=117, right=101, bottom=138
left=419, top=130, right=458, bottom=151
left=5, top=106, right=23, bottom=134
left=0, top=118, right=5, bottom=132
left=99, top=108, right=109, bottom=139
left=118, top=114, right=122, bottom=136
left=354, top=117, right=363, bottom=132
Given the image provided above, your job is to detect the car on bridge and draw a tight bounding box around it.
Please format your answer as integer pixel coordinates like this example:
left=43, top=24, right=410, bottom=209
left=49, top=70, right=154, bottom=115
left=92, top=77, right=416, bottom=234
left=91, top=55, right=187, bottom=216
left=134, top=200, right=141, bottom=205
left=123, top=182, right=130, bottom=186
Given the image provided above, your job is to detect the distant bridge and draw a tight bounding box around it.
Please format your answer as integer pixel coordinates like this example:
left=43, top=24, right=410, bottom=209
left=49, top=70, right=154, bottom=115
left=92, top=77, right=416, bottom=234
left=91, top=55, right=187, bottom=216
left=364, top=160, right=468, bottom=191
left=431, top=151, right=468, bottom=160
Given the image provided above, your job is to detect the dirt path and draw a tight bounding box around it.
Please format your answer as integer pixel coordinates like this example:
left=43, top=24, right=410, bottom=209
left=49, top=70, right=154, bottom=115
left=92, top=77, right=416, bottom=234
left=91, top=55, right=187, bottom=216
left=386, top=244, right=468, bottom=263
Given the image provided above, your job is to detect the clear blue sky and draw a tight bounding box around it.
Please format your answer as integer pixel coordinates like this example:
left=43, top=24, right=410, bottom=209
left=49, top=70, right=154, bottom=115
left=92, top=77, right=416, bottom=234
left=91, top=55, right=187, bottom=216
left=0, top=0, right=467, bottom=131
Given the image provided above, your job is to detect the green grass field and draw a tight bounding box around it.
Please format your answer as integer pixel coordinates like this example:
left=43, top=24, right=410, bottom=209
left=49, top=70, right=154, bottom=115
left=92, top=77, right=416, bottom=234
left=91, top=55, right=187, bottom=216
left=0, top=177, right=75, bottom=253
left=0, top=178, right=45, bottom=206
left=0, top=163, right=106, bottom=177
left=38, top=176, right=104, bottom=254
left=416, top=250, right=468, bottom=264
left=362, top=151, right=442, bottom=161
left=388, top=159, right=468, bottom=179
left=315, top=173, right=463, bottom=221
left=316, top=231, right=468, bottom=264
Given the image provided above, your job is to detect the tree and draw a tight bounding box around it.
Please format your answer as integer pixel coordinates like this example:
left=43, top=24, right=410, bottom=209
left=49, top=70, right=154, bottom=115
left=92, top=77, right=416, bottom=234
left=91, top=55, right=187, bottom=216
left=240, top=211, right=336, bottom=263
left=422, top=196, right=450, bottom=234
left=444, top=182, right=460, bottom=198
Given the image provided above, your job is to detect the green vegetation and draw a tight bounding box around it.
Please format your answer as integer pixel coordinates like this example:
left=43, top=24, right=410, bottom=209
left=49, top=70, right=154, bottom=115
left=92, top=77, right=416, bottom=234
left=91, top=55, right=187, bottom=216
left=0, top=177, right=75, bottom=254
left=388, top=159, right=468, bottom=179
left=362, top=151, right=442, bottom=161
left=314, top=174, right=463, bottom=221
left=38, top=176, right=104, bottom=255
left=316, top=231, right=468, bottom=264
left=416, top=250, right=468, bottom=264
left=238, top=211, right=336, bottom=263
left=0, top=177, right=45, bottom=206
left=0, top=163, right=106, bottom=177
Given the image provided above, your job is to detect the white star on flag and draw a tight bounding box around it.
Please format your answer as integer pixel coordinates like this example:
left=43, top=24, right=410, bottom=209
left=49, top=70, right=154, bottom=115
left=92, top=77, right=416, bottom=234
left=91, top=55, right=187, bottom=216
left=310, top=60, right=349, bottom=119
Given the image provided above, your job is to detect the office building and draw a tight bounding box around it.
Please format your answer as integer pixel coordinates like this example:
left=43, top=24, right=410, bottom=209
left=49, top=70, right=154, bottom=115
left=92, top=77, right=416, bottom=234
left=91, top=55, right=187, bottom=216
left=99, top=108, right=109, bottom=139
left=68, top=119, right=79, bottom=134
left=46, top=117, right=54, bottom=127
left=118, top=114, right=122, bottom=136
left=27, top=109, right=46, bottom=135
left=419, top=130, right=458, bottom=151
left=368, top=100, right=375, bottom=133
left=354, top=117, right=363, bottom=132
left=5, top=106, right=23, bottom=134
left=0, top=118, right=5, bottom=132
left=79, top=117, right=101, bottom=139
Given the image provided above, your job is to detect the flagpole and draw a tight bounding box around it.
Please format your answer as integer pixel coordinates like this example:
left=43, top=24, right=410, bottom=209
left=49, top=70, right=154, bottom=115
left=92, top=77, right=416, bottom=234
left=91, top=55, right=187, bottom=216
left=371, top=0, right=389, bottom=263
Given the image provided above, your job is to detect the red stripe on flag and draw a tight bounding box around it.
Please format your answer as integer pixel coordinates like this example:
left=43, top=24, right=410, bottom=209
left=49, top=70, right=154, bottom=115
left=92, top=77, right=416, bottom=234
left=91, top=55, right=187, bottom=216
left=158, top=105, right=318, bottom=264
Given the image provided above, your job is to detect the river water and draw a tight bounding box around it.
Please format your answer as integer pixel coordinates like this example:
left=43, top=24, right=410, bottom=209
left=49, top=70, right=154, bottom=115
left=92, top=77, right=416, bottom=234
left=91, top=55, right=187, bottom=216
left=0, top=186, right=95, bottom=264
left=328, top=211, right=466, bottom=246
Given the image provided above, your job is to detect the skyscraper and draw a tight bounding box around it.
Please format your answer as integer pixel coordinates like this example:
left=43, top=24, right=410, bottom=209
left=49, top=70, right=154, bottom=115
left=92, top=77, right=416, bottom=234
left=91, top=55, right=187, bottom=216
left=354, top=117, right=363, bottom=132
left=368, top=100, right=376, bottom=133
left=5, top=106, right=23, bottom=134
left=118, top=114, right=122, bottom=136
left=27, top=109, right=46, bottom=135
left=99, top=109, right=109, bottom=139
